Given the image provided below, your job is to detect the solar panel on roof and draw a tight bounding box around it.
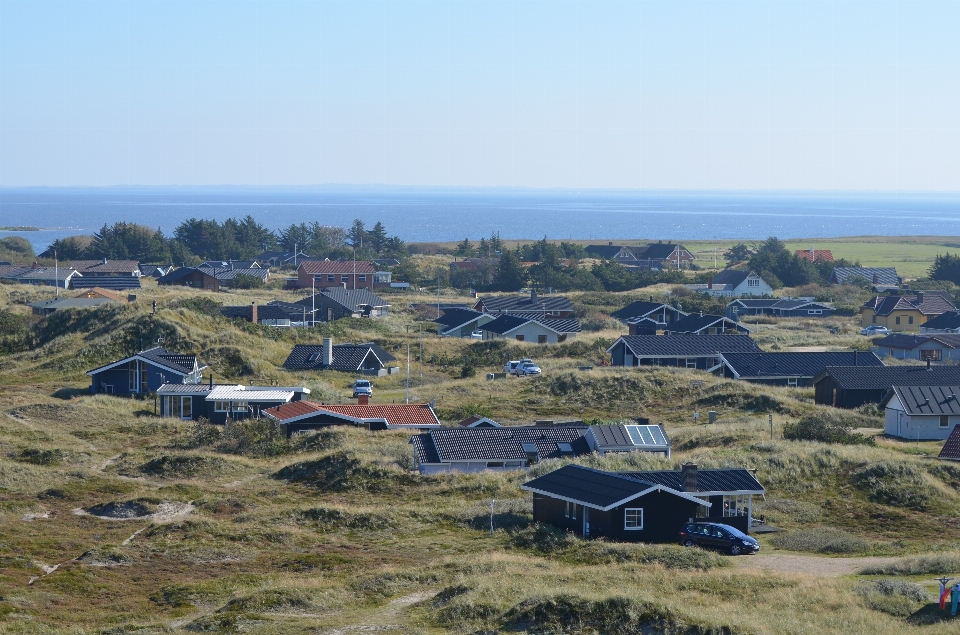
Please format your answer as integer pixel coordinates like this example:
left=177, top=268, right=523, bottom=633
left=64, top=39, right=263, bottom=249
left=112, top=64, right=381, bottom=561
left=521, top=442, right=539, bottom=453
left=626, top=425, right=667, bottom=446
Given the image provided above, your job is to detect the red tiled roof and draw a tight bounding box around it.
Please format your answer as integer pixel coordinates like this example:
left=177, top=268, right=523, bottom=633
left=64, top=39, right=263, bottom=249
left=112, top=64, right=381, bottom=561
left=299, top=260, right=377, bottom=274
left=940, top=425, right=960, bottom=461
left=263, top=400, right=439, bottom=426
left=262, top=401, right=325, bottom=420
left=317, top=403, right=440, bottom=426
left=796, top=250, right=834, bottom=262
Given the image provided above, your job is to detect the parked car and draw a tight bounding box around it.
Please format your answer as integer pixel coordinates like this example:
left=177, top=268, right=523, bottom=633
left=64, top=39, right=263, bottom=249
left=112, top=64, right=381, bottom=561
left=679, top=522, right=759, bottom=555
left=469, top=330, right=483, bottom=339
left=517, top=362, right=542, bottom=376
left=352, top=379, right=373, bottom=398
left=504, top=360, right=522, bottom=374
left=861, top=325, right=891, bottom=336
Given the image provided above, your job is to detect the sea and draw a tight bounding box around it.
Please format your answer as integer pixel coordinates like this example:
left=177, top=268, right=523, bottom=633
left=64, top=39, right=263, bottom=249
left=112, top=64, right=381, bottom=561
left=2, top=187, right=960, bottom=254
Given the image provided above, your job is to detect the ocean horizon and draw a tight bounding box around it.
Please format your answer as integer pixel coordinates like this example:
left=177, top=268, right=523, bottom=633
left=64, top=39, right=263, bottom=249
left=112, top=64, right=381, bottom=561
left=2, top=186, right=960, bottom=254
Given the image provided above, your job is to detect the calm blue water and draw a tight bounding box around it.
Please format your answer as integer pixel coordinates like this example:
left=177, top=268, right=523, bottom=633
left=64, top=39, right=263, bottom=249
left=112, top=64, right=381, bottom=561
left=2, top=187, right=960, bottom=254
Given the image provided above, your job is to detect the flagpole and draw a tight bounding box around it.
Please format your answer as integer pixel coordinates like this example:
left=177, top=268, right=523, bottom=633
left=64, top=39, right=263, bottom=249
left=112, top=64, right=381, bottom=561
left=55, top=249, right=59, bottom=297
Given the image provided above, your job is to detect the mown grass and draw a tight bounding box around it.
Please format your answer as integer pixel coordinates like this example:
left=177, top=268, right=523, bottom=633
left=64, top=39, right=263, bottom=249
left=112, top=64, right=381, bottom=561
left=1, top=280, right=959, bottom=633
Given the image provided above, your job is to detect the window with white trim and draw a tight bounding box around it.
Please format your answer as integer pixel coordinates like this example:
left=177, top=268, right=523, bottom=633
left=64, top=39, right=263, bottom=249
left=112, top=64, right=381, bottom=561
left=747, top=279, right=760, bottom=287
left=787, top=378, right=798, bottom=387
left=231, top=401, right=248, bottom=412
left=685, top=358, right=697, bottom=368
left=341, top=275, right=349, bottom=282
left=571, top=504, right=577, bottom=520
left=807, top=310, right=822, bottom=315
left=723, top=495, right=749, bottom=517
left=358, top=274, right=366, bottom=281
left=940, top=415, right=950, bottom=428
left=214, top=401, right=229, bottom=412
left=327, top=275, right=335, bottom=282
left=564, top=501, right=570, bottom=518
left=624, top=508, right=643, bottom=530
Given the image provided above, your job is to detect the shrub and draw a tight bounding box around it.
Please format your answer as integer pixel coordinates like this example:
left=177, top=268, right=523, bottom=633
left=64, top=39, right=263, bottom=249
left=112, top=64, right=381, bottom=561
left=138, top=454, right=232, bottom=479
left=12, top=448, right=64, bottom=466
left=770, top=527, right=869, bottom=554
left=227, top=273, right=264, bottom=289
left=860, top=553, right=960, bottom=576
left=782, top=411, right=874, bottom=445
left=855, top=579, right=929, bottom=617
left=852, top=462, right=932, bottom=511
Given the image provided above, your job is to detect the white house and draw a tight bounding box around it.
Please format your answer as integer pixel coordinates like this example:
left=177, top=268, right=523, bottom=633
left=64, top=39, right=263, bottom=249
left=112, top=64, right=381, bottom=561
left=480, top=314, right=581, bottom=343
left=686, top=270, right=773, bottom=298
left=882, top=385, right=960, bottom=440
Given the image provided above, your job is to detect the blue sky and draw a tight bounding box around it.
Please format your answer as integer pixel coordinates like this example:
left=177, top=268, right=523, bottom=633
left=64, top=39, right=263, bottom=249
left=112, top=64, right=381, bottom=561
left=1, top=0, right=957, bottom=190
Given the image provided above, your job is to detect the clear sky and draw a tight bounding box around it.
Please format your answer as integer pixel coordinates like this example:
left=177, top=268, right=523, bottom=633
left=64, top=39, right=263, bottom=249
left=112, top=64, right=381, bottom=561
left=1, top=0, right=957, bottom=190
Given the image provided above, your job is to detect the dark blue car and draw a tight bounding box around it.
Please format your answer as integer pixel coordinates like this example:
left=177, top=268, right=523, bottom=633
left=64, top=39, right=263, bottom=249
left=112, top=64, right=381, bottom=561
left=679, top=522, right=760, bottom=555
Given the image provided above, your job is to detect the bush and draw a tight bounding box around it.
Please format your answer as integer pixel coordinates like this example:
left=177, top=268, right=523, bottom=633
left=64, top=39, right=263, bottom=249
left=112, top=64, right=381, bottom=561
left=12, top=448, right=64, bottom=466
left=782, top=411, right=874, bottom=445
left=852, top=462, right=933, bottom=511
left=855, top=579, right=929, bottom=617
left=860, top=553, right=960, bottom=576
left=770, top=527, right=869, bottom=554
left=227, top=273, right=265, bottom=289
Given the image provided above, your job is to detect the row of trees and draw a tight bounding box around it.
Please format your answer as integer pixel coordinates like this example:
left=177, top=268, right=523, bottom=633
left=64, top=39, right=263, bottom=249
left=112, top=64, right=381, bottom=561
left=40, top=217, right=405, bottom=264
left=723, top=237, right=858, bottom=289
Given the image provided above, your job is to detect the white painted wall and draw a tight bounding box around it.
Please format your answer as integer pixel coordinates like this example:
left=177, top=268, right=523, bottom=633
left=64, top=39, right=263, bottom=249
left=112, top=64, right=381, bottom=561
left=885, top=398, right=959, bottom=440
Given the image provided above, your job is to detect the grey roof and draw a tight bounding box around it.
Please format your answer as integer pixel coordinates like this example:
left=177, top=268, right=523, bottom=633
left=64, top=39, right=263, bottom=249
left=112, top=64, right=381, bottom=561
left=711, top=270, right=751, bottom=286
left=157, top=267, right=217, bottom=285
left=198, top=266, right=269, bottom=282
left=475, top=294, right=574, bottom=315
left=71, top=276, right=142, bottom=290
left=610, top=335, right=760, bottom=357
left=0, top=266, right=81, bottom=281
left=610, top=301, right=686, bottom=321
left=861, top=293, right=956, bottom=317
left=874, top=334, right=960, bottom=350
left=832, top=267, right=900, bottom=286
left=305, top=287, right=390, bottom=312
left=921, top=311, right=960, bottom=331
left=939, top=425, right=960, bottom=461
left=282, top=342, right=395, bottom=372
left=666, top=314, right=749, bottom=334
left=589, top=424, right=671, bottom=450
left=28, top=297, right=116, bottom=311
left=69, top=260, right=141, bottom=274
left=642, top=243, right=684, bottom=260
left=728, top=298, right=833, bottom=311
left=815, top=365, right=960, bottom=390
left=156, top=384, right=213, bottom=395
left=585, top=245, right=639, bottom=259
left=722, top=351, right=882, bottom=379
left=481, top=314, right=581, bottom=335
left=411, top=426, right=589, bottom=464
left=622, top=468, right=765, bottom=495
left=435, top=308, right=486, bottom=329
left=886, top=385, right=960, bottom=416
left=87, top=346, right=206, bottom=376
left=521, top=464, right=660, bottom=510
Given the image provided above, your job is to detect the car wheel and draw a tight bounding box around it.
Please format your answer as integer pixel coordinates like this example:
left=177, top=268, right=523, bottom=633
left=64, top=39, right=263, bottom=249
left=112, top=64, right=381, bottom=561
left=683, top=539, right=696, bottom=548
left=729, top=544, right=741, bottom=556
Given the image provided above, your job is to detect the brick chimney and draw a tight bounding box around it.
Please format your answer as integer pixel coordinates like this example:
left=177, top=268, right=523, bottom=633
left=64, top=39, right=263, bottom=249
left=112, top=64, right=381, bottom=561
left=357, top=394, right=369, bottom=405
left=251, top=302, right=258, bottom=324
left=681, top=463, right=698, bottom=492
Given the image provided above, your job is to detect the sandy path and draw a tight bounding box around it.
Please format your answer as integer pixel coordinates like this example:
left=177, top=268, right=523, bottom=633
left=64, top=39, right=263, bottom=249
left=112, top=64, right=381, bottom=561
left=735, top=554, right=900, bottom=577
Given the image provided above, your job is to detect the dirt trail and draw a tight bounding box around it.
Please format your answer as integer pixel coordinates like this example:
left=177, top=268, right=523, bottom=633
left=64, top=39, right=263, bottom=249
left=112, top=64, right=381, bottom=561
left=735, top=554, right=900, bottom=577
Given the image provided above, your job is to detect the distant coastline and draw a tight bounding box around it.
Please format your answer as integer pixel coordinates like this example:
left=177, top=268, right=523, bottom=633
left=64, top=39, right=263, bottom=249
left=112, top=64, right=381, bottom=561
left=0, top=226, right=41, bottom=231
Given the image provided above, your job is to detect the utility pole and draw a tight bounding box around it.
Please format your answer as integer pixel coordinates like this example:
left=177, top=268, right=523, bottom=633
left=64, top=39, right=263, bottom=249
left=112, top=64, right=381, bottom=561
left=490, top=498, right=495, bottom=536
left=419, top=322, right=423, bottom=377
left=406, top=343, right=410, bottom=404
left=311, top=274, right=315, bottom=326
left=54, top=249, right=59, bottom=297
left=437, top=268, right=441, bottom=318
left=769, top=414, right=773, bottom=440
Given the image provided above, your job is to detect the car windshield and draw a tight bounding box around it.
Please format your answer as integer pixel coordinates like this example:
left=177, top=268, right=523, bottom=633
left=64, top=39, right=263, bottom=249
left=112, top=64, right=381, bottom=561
left=355, top=381, right=370, bottom=387
left=714, top=524, right=749, bottom=539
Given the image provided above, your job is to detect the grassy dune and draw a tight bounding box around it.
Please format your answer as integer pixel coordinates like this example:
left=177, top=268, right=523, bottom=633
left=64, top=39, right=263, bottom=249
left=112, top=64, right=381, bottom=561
left=1, top=281, right=958, bottom=633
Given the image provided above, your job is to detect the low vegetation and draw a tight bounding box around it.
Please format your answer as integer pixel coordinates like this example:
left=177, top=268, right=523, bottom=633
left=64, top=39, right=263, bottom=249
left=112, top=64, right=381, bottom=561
left=0, top=281, right=958, bottom=633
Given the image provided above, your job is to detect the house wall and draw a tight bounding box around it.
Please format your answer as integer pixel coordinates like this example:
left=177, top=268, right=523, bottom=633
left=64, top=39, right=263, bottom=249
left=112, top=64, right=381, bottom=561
left=814, top=377, right=886, bottom=409
left=874, top=343, right=960, bottom=363
left=417, top=460, right=525, bottom=475
left=161, top=271, right=219, bottom=292
left=531, top=491, right=700, bottom=543
left=733, top=278, right=773, bottom=297
left=90, top=363, right=182, bottom=395
left=885, top=407, right=959, bottom=440
left=487, top=322, right=574, bottom=343
left=861, top=308, right=925, bottom=332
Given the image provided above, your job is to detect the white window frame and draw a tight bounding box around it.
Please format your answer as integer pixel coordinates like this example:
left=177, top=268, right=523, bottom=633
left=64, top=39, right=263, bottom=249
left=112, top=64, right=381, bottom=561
left=358, top=274, right=366, bottom=281
left=940, top=415, right=950, bottom=428
left=747, top=278, right=759, bottom=287
left=723, top=494, right=749, bottom=517
left=564, top=501, right=570, bottom=518
left=807, top=310, right=822, bottom=315
left=214, top=401, right=229, bottom=412
left=327, top=275, right=335, bottom=282
left=787, top=378, right=799, bottom=387
left=341, top=275, right=349, bottom=282
left=624, top=508, right=644, bottom=530
left=571, top=504, right=577, bottom=520
left=685, top=358, right=697, bottom=368
left=231, top=401, right=248, bottom=412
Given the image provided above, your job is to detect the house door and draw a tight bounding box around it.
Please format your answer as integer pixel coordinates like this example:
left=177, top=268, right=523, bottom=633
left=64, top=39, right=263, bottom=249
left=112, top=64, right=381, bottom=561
left=582, top=508, right=590, bottom=537
left=181, top=396, right=192, bottom=420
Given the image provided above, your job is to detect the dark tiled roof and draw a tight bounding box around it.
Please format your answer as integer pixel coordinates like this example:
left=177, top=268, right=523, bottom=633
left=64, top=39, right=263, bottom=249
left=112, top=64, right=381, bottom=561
left=308, top=288, right=390, bottom=312
left=711, top=270, right=750, bottom=286
left=156, top=384, right=213, bottom=394
left=610, top=301, right=683, bottom=321
left=157, top=267, right=217, bottom=284
left=87, top=346, right=205, bottom=376
left=475, top=294, right=574, bottom=315
left=939, top=425, right=960, bottom=461
left=198, top=266, right=269, bottom=282
left=481, top=314, right=581, bottom=335
left=667, top=314, right=747, bottom=334
left=299, top=260, right=377, bottom=274
left=874, top=334, right=960, bottom=350
left=0, top=266, right=80, bottom=281
left=282, top=343, right=395, bottom=372
left=265, top=401, right=439, bottom=427
left=861, top=293, right=956, bottom=317
left=622, top=468, right=765, bottom=494
left=199, top=260, right=260, bottom=269
left=722, top=351, right=882, bottom=379
left=612, top=335, right=760, bottom=357
left=435, top=308, right=485, bottom=329
left=69, top=260, right=140, bottom=274
left=889, top=385, right=960, bottom=416
left=816, top=365, right=960, bottom=390
left=832, top=267, right=900, bottom=286
left=71, top=276, right=142, bottom=290
left=138, top=264, right=174, bottom=277
left=642, top=243, right=683, bottom=260
left=585, top=245, right=638, bottom=259
left=521, top=464, right=657, bottom=510
left=921, top=311, right=960, bottom=331
left=413, top=426, right=589, bottom=463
